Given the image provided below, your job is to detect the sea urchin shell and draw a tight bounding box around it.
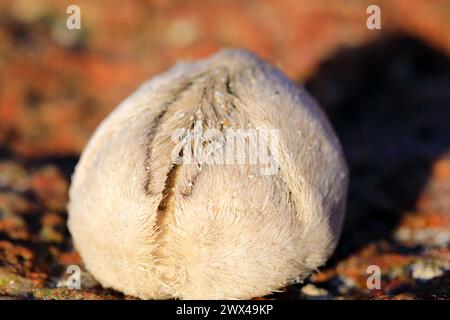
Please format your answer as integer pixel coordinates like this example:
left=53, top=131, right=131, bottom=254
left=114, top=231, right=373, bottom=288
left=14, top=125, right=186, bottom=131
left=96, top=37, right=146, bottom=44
left=67, top=49, right=348, bottom=299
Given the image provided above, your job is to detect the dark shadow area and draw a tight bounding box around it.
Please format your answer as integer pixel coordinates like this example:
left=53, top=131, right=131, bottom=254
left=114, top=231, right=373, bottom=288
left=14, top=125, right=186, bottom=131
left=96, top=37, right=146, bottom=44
left=304, top=34, right=450, bottom=261
left=414, top=270, right=450, bottom=299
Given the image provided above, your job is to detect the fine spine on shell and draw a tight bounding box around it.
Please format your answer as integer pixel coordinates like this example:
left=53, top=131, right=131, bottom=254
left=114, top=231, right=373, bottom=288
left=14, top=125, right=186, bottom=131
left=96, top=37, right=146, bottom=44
left=67, top=49, right=348, bottom=299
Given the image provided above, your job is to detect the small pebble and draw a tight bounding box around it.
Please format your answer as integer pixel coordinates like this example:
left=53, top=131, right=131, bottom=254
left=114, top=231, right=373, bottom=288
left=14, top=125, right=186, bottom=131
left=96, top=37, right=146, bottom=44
left=411, top=262, right=444, bottom=281
left=301, top=284, right=329, bottom=297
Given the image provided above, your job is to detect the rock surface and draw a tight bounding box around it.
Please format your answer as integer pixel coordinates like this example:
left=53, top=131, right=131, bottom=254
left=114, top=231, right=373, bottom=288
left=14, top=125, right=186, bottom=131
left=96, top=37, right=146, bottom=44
left=0, top=0, right=449, bottom=299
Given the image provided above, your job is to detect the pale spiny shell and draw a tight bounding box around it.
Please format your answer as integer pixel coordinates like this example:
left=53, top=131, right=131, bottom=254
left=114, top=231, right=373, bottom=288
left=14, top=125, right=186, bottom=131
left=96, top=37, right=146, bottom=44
left=67, top=49, right=348, bottom=299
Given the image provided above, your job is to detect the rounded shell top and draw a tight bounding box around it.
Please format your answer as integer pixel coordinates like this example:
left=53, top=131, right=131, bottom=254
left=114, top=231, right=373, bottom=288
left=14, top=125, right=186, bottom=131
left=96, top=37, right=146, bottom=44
left=67, top=48, right=348, bottom=299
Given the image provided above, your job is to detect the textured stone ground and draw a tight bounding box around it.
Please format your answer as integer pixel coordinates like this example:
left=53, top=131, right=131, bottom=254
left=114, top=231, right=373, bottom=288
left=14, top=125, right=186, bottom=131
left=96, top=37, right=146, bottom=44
left=0, top=0, right=449, bottom=299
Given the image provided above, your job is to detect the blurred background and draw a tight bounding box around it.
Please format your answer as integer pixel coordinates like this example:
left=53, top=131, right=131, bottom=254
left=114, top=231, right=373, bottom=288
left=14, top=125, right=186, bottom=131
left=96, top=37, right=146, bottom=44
left=0, top=0, right=449, bottom=299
